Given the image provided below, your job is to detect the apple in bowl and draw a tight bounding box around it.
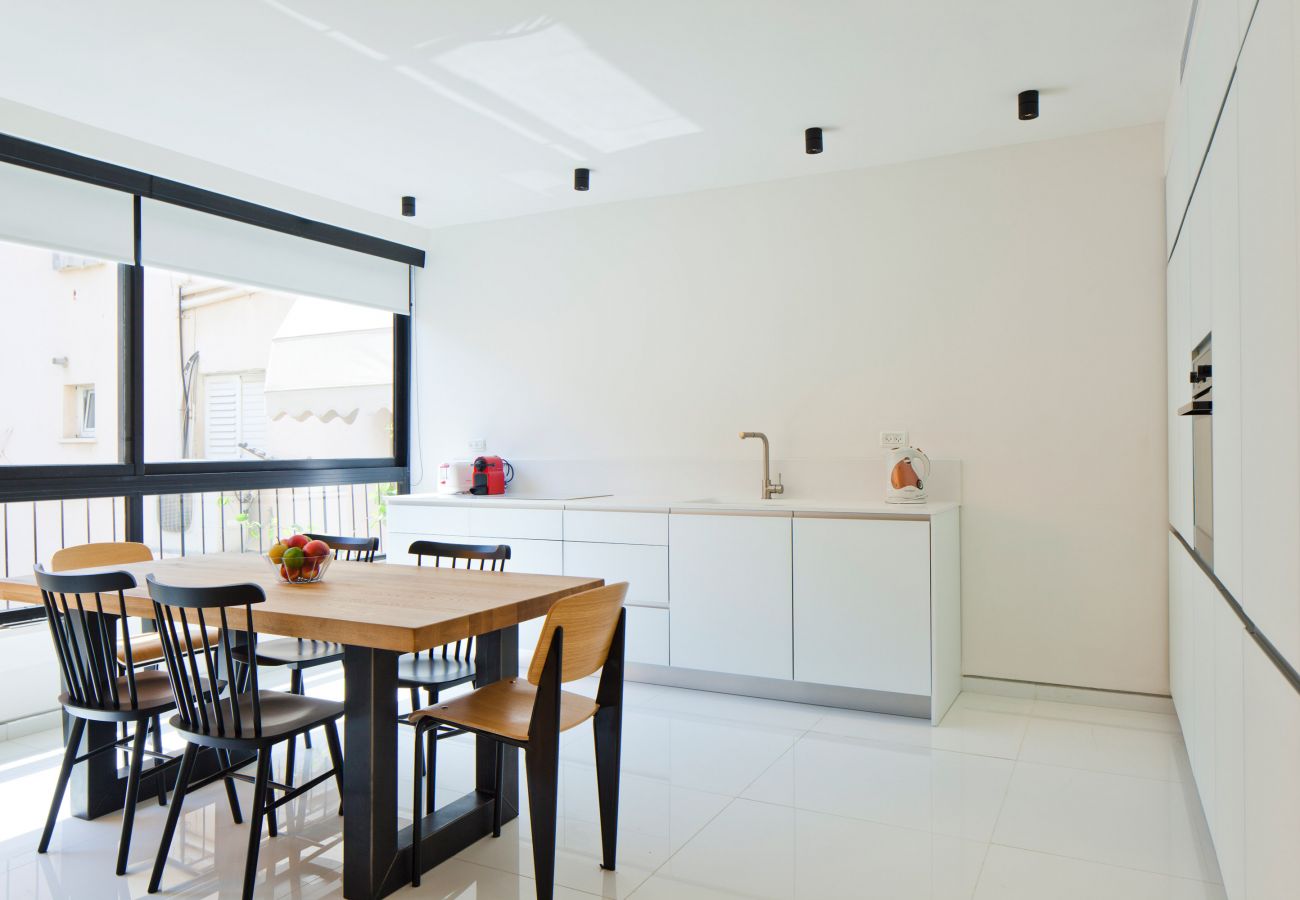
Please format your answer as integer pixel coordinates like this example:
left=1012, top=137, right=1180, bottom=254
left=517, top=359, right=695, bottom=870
left=266, top=534, right=333, bottom=584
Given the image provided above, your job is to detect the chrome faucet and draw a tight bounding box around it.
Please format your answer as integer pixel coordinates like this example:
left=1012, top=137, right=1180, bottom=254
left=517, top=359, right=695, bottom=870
left=739, top=431, right=784, bottom=499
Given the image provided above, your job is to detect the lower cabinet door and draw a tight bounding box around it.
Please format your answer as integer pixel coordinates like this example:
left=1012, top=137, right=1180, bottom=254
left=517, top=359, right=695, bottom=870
left=669, top=513, right=793, bottom=679
left=563, top=541, right=668, bottom=608
left=1243, top=641, right=1300, bottom=900
left=793, top=517, right=931, bottom=696
left=625, top=607, right=670, bottom=666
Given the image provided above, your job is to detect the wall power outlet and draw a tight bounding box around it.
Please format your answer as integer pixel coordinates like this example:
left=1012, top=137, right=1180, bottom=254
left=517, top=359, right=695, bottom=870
left=468, top=438, right=487, bottom=452
left=880, top=430, right=909, bottom=448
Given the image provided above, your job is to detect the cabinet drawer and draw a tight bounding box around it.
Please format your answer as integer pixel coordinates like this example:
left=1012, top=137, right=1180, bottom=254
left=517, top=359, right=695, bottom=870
left=626, top=607, right=669, bottom=666
left=563, top=541, right=668, bottom=608
left=388, top=504, right=470, bottom=536
left=564, top=510, right=668, bottom=545
left=468, top=507, right=563, bottom=541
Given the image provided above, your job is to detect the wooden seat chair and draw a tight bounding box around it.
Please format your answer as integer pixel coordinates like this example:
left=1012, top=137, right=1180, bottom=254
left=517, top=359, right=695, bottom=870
left=144, top=575, right=345, bottom=900
left=50, top=541, right=218, bottom=788
left=409, top=581, right=628, bottom=898
left=33, top=565, right=200, bottom=876
left=230, top=533, right=376, bottom=782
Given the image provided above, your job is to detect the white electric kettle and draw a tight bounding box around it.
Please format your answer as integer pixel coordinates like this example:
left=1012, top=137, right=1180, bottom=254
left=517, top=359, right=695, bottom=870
left=885, top=445, right=930, bottom=504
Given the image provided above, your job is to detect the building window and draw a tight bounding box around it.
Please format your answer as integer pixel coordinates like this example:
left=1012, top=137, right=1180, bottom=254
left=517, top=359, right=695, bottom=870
left=76, top=385, right=96, bottom=438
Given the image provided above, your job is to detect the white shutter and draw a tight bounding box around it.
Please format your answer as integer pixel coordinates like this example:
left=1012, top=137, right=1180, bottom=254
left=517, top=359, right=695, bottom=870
left=140, top=199, right=411, bottom=315
left=203, top=375, right=240, bottom=459
left=240, top=375, right=268, bottom=456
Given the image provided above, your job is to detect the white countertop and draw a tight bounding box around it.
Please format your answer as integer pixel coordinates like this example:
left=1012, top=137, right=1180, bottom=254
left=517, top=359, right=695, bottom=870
left=390, top=492, right=959, bottom=517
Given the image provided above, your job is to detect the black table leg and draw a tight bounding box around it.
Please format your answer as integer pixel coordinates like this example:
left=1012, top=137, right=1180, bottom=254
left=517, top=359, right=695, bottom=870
left=342, top=644, right=399, bottom=900
left=340, top=626, right=519, bottom=900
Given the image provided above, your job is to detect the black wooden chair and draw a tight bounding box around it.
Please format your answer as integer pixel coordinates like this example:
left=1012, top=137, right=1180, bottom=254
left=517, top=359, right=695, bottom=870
left=401, top=541, right=511, bottom=794
left=409, top=582, right=627, bottom=898
left=33, top=565, right=189, bottom=876
left=231, top=533, right=376, bottom=782
left=400, top=540, right=510, bottom=710
left=144, top=574, right=345, bottom=900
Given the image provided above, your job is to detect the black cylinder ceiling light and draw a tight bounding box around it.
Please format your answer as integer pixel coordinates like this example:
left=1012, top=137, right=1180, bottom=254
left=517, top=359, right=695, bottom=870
left=1018, top=89, right=1039, bottom=120
left=401, top=195, right=416, bottom=216
left=574, top=167, right=590, bottom=191
left=805, top=126, right=823, bottom=154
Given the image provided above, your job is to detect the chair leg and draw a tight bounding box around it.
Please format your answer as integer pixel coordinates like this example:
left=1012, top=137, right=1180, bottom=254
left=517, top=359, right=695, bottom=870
left=151, top=717, right=168, bottom=807
left=242, top=749, right=272, bottom=900
left=593, top=705, right=622, bottom=871
left=525, top=741, right=560, bottom=900
left=39, top=717, right=84, bottom=854
left=492, top=739, right=505, bottom=838
left=149, top=742, right=198, bottom=894
left=219, top=749, right=243, bottom=823
left=323, top=720, right=345, bottom=816
left=115, top=724, right=149, bottom=875
left=411, top=721, right=427, bottom=888
left=425, top=717, right=438, bottom=812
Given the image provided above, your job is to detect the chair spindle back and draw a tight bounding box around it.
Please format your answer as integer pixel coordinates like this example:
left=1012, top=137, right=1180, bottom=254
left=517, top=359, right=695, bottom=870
left=145, top=575, right=266, bottom=739
left=304, top=533, right=379, bottom=563
left=408, top=541, right=511, bottom=662
left=34, top=566, right=144, bottom=712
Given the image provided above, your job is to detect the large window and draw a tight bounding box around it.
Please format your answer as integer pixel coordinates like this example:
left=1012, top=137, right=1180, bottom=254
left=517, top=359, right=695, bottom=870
left=0, top=238, right=122, bottom=465
left=143, top=270, right=394, bottom=463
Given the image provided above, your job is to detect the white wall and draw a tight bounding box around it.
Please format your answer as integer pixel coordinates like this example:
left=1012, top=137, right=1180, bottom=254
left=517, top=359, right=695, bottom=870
left=415, top=123, right=1170, bottom=694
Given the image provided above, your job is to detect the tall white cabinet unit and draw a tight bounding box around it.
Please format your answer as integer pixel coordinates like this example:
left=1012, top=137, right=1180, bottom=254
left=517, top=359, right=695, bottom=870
left=1166, top=2, right=1300, bottom=897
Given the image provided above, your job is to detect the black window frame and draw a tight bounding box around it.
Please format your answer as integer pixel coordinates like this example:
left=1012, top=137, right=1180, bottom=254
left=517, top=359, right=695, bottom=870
left=0, top=131, right=419, bottom=529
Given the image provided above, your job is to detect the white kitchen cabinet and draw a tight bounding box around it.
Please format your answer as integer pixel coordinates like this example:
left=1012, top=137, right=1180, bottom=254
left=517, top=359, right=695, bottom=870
left=563, top=510, right=668, bottom=545
left=1165, top=82, right=1190, bottom=255
left=1243, top=641, right=1300, bottom=900
left=792, top=516, right=931, bottom=696
left=1167, top=237, right=1193, bottom=541
left=1212, top=595, right=1246, bottom=900
left=1237, top=0, right=1300, bottom=668
left=563, top=541, right=668, bottom=609
left=1192, top=562, right=1217, bottom=821
left=1210, top=85, right=1244, bottom=600
left=1169, top=535, right=1195, bottom=731
left=668, top=512, right=793, bottom=680
left=626, top=606, right=670, bottom=666
left=387, top=504, right=470, bottom=536
left=467, top=507, right=563, bottom=541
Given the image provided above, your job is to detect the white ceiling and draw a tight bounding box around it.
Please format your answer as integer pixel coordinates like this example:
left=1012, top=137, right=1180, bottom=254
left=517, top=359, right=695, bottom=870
left=0, top=1, right=1187, bottom=229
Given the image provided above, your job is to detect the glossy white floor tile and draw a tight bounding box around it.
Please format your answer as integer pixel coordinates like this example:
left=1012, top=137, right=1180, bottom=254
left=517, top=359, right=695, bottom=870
left=973, top=845, right=1227, bottom=900
left=742, top=732, right=1015, bottom=841
left=0, top=682, right=1224, bottom=899
left=992, top=762, right=1221, bottom=882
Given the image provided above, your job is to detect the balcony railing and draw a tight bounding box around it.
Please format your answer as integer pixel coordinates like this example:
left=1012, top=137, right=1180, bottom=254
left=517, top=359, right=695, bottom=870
left=1, top=482, right=396, bottom=618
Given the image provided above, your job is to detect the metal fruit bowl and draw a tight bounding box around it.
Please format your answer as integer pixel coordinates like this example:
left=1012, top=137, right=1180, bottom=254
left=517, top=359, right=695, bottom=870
left=264, top=551, right=332, bottom=585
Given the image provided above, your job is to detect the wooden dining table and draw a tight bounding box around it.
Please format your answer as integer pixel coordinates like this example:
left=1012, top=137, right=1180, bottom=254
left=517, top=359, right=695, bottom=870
left=0, top=552, right=603, bottom=899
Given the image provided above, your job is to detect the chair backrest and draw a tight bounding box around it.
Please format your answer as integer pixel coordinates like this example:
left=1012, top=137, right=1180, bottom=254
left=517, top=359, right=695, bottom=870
left=526, top=582, right=628, bottom=685
left=145, top=575, right=267, bottom=739
left=409, top=540, right=510, bottom=571
left=305, top=533, right=379, bottom=563
left=51, top=541, right=153, bottom=572
left=34, top=565, right=148, bottom=712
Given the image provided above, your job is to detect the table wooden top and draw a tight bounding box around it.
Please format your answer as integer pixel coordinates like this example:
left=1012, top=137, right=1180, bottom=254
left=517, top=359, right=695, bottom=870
left=0, top=554, right=603, bottom=654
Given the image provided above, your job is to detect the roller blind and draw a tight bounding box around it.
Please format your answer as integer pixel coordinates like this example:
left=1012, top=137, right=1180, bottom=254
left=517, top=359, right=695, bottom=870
left=0, top=161, right=135, bottom=263
left=140, top=199, right=410, bottom=315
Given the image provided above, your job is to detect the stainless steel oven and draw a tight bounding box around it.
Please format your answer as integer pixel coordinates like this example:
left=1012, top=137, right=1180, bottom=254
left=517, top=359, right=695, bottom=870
left=1178, top=334, right=1212, bottom=565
